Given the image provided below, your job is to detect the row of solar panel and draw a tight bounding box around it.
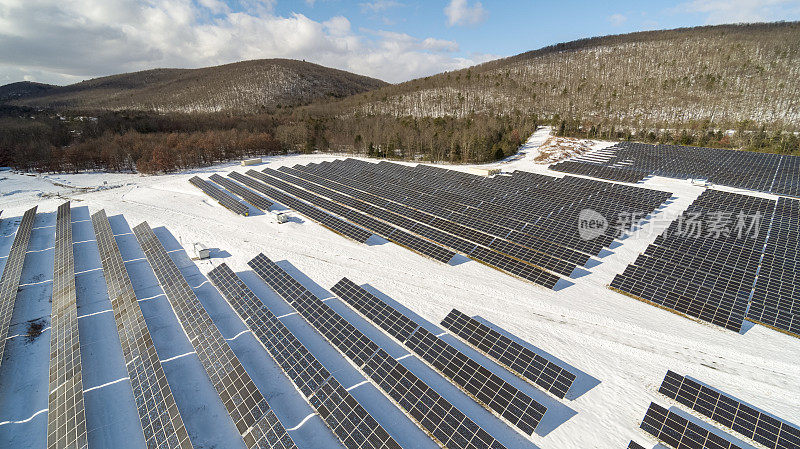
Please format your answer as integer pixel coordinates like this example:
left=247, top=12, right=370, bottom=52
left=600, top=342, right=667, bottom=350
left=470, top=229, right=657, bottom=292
left=243, top=167, right=561, bottom=288
left=0, top=206, right=37, bottom=373
left=659, top=371, right=799, bottom=449
left=611, top=190, right=800, bottom=337
left=330, top=278, right=547, bottom=435
left=276, top=165, right=582, bottom=275
left=188, top=176, right=250, bottom=216
left=610, top=190, right=775, bottom=333
left=310, top=159, right=668, bottom=251
left=133, top=221, right=297, bottom=448
left=47, top=203, right=87, bottom=449
left=551, top=141, right=800, bottom=197
left=246, top=253, right=509, bottom=449
left=207, top=263, right=402, bottom=449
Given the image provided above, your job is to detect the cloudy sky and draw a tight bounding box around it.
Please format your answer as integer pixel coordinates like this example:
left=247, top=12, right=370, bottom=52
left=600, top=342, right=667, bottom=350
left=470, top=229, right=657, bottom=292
left=1, top=0, right=799, bottom=85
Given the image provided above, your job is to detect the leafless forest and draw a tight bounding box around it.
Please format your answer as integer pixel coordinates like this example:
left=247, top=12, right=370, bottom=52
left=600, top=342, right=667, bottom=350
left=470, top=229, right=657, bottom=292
left=1, top=22, right=798, bottom=173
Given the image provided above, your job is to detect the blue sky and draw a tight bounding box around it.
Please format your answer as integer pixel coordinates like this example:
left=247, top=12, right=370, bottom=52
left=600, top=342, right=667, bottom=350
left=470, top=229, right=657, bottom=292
left=1, top=0, right=799, bottom=85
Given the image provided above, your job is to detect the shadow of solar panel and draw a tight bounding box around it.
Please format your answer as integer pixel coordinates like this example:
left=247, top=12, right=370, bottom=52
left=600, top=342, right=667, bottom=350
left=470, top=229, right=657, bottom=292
left=132, top=223, right=295, bottom=449
left=0, top=205, right=37, bottom=371
left=641, top=402, right=744, bottom=449
left=92, top=210, right=191, bottom=449
left=659, top=370, right=800, bottom=449
left=440, top=309, right=575, bottom=399
left=47, top=202, right=88, bottom=449
left=331, top=279, right=547, bottom=435
left=189, top=176, right=249, bottom=216
left=210, top=173, right=273, bottom=211
left=207, top=263, right=402, bottom=449
left=247, top=254, right=507, bottom=449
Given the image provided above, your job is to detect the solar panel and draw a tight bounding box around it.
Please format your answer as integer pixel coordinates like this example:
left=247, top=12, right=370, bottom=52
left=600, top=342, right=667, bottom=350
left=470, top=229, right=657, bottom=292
left=207, top=263, right=402, bottom=449
left=132, top=222, right=296, bottom=449
left=640, top=402, right=744, bottom=449
left=210, top=173, right=273, bottom=210
left=440, top=309, right=576, bottom=399
left=235, top=170, right=373, bottom=244
left=330, top=278, right=547, bottom=436
left=188, top=176, right=250, bottom=216
left=247, top=253, right=507, bottom=449
left=611, top=190, right=774, bottom=332
left=748, top=197, right=800, bottom=337
left=551, top=141, right=795, bottom=197
left=659, top=370, right=800, bottom=449
left=47, top=202, right=88, bottom=449
left=0, top=205, right=37, bottom=371
left=91, top=210, right=192, bottom=449
left=628, top=441, right=646, bottom=449
left=272, top=166, right=574, bottom=275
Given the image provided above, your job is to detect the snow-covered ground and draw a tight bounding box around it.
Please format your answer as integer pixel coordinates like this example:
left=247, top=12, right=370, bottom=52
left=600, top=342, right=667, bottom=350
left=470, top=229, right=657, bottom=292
left=0, top=127, right=797, bottom=449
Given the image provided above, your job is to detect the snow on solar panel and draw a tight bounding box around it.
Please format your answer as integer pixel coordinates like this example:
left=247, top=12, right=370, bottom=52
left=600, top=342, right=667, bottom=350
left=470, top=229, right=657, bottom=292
left=47, top=202, right=88, bottom=449
left=91, top=210, right=191, bottom=449
left=132, top=222, right=296, bottom=449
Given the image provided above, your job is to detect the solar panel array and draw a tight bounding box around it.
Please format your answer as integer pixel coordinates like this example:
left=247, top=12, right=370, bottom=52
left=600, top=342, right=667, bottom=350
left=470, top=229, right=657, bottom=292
left=551, top=141, right=800, bottom=197
left=748, top=197, right=800, bottom=336
left=659, top=371, right=800, bottom=449
left=91, top=210, right=192, bottom=449
left=207, top=263, right=402, bottom=449
left=47, top=202, right=88, bottom=449
left=132, top=222, right=296, bottom=449
left=611, top=190, right=774, bottom=332
left=247, top=253, right=508, bottom=449
left=255, top=159, right=671, bottom=288
left=550, top=160, right=649, bottom=183
left=331, top=277, right=547, bottom=436
left=209, top=173, right=273, bottom=211
left=440, top=309, right=576, bottom=399
left=0, top=205, right=37, bottom=370
left=314, top=160, right=667, bottom=248
left=229, top=171, right=374, bottom=244
left=640, top=402, right=744, bottom=449
left=188, top=175, right=250, bottom=216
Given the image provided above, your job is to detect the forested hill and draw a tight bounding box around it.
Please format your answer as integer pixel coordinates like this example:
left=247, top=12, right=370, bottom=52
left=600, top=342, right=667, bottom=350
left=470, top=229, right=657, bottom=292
left=3, top=59, right=388, bottom=113
left=0, top=81, right=55, bottom=102
left=320, top=22, right=800, bottom=132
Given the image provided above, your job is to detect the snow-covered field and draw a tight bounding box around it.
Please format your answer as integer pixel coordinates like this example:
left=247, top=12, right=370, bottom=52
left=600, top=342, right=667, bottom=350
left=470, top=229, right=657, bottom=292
left=0, top=127, right=797, bottom=449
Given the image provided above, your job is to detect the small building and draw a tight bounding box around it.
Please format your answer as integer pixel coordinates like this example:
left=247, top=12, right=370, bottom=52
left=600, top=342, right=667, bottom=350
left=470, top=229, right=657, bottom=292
left=241, top=158, right=262, bottom=166
left=467, top=167, right=501, bottom=177
left=193, top=243, right=210, bottom=260
left=691, top=178, right=710, bottom=187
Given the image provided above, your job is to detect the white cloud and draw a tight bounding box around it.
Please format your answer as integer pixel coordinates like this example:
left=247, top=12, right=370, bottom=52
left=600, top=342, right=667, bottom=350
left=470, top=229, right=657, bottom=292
left=678, top=0, right=800, bottom=24
left=359, top=1, right=403, bottom=13
left=0, top=0, right=491, bottom=85
left=608, top=13, right=627, bottom=26
left=444, top=0, right=488, bottom=27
